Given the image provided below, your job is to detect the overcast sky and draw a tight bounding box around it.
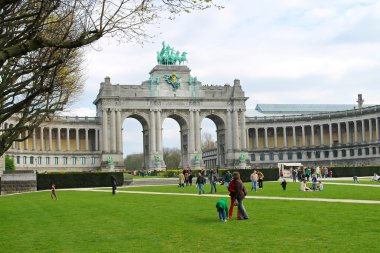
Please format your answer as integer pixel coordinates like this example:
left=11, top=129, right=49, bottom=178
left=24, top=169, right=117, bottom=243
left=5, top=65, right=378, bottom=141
left=63, top=0, right=380, bottom=156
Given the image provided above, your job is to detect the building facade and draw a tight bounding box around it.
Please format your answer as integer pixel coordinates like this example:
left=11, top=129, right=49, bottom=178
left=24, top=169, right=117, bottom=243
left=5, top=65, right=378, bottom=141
left=1, top=62, right=380, bottom=172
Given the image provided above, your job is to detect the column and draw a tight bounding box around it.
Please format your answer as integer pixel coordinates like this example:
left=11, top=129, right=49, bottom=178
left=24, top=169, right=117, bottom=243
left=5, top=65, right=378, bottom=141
left=85, top=128, right=89, bottom=151
left=376, top=117, right=379, bottom=141
left=156, top=110, right=162, bottom=153
left=337, top=123, right=342, bottom=145
left=329, top=124, right=333, bottom=147
left=24, top=130, right=29, bottom=150
left=354, top=120, right=358, bottom=143
left=66, top=128, right=70, bottom=151
left=254, top=128, right=259, bottom=149
left=311, top=125, right=315, bottom=146
left=361, top=119, right=365, bottom=143
left=274, top=127, right=278, bottom=148
left=226, top=110, right=232, bottom=151
left=233, top=109, right=240, bottom=150
left=111, top=109, right=116, bottom=152
left=150, top=110, right=156, bottom=153
left=346, top=122, right=350, bottom=144
left=17, top=134, right=21, bottom=150
left=116, top=110, right=122, bottom=153
left=76, top=128, right=80, bottom=151
left=49, top=127, right=53, bottom=151
left=102, top=109, right=108, bottom=152
left=240, top=110, right=247, bottom=150
left=40, top=127, right=44, bottom=151
left=57, top=128, right=61, bottom=151
left=33, top=128, right=36, bottom=151
left=264, top=127, right=268, bottom=148
left=95, top=129, right=99, bottom=151
left=320, top=124, right=324, bottom=146
left=283, top=127, right=287, bottom=148
left=195, top=110, right=201, bottom=152
left=292, top=126, right=296, bottom=147
left=368, top=118, right=373, bottom=142
left=301, top=126, right=305, bottom=147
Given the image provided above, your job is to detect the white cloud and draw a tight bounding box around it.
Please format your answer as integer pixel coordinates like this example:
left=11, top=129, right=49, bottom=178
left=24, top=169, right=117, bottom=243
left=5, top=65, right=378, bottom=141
left=66, top=0, right=380, bottom=155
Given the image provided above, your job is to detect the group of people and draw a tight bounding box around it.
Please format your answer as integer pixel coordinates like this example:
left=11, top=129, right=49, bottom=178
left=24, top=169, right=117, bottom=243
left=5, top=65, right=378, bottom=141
left=299, top=175, right=324, bottom=191
left=194, top=169, right=219, bottom=194
left=290, top=166, right=332, bottom=183
left=215, top=172, right=249, bottom=222
left=249, top=170, right=264, bottom=191
left=178, top=168, right=194, bottom=187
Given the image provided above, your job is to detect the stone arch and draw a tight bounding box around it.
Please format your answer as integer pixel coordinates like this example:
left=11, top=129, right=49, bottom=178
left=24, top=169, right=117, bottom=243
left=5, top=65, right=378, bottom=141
left=200, top=112, right=227, bottom=168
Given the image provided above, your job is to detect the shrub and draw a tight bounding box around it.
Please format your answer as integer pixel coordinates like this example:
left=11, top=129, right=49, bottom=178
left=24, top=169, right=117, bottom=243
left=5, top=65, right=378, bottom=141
left=5, top=155, right=15, bottom=171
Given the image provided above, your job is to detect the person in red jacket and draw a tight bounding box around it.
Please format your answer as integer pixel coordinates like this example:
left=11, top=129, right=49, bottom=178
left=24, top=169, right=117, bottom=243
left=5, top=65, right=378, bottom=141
left=227, top=177, right=237, bottom=219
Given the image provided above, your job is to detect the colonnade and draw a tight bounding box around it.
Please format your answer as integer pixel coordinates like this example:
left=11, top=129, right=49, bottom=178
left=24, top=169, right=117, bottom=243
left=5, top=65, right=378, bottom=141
left=102, top=109, right=122, bottom=154
left=7, top=126, right=100, bottom=152
left=249, top=117, right=380, bottom=150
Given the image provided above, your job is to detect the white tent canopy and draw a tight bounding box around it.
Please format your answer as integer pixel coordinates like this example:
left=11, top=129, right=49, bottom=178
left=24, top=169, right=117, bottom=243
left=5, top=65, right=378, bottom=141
left=278, top=163, right=304, bottom=178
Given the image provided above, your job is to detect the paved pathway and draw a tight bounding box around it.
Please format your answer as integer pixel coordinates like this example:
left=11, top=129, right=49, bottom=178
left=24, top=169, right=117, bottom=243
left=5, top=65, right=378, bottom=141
left=323, top=182, right=380, bottom=188
left=73, top=188, right=380, bottom=205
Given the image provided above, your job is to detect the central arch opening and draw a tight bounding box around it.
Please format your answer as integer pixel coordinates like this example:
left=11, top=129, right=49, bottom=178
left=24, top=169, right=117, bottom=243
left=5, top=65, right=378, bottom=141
left=162, top=118, right=181, bottom=169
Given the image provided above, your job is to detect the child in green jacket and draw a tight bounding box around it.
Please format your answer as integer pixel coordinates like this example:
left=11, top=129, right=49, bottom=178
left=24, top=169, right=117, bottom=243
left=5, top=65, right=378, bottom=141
left=216, top=198, right=229, bottom=222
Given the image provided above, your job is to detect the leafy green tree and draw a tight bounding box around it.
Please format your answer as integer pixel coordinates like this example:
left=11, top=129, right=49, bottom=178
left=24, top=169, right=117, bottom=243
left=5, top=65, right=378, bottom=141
left=5, top=155, right=15, bottom=171
left=124, top=153, right=144, bottom=170
left=163, top=148, right=181, bottom=169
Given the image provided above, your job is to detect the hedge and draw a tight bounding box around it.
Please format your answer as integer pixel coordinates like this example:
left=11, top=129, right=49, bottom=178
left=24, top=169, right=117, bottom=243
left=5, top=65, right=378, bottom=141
left=37, top=172, right=124, bottom=190
left=327, top=166, right=380, bottom=177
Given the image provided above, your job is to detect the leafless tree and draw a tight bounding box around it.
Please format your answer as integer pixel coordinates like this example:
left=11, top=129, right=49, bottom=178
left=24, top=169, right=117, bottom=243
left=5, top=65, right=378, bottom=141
left=0, top=0, right=221, bottom=156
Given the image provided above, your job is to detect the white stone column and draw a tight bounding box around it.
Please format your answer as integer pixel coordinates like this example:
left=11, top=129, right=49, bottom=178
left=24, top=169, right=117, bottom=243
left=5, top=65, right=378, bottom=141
left=111, top=109, right=116, bottom=153
left=76, top=128, right=80, bottom=151
left=320, top=124, right=324, bottom=146
left=40, top=127, right=44, bottom=151
left=368, top=118, right=373, bottom=143
left=57, top=128, right=61, bottom=151
left=226, top=109, right=233, bottom=151
left=33, top=129, right=36, bottom=151
left=102, top=109, right=108, bottom=152
left=329, top=124, right=333, bottom=147
left=264, top=127, right=268, bottom=148
left=240, top=110, right=247, bottom=150
left=283, top=127, right=287, bottom=148
left=85, top=128, right=89, bottom=151
left=292, top=126, right=296, bottom=147
left=311, top=125, right=315, bottom=146
left=233, top=109, right=240, bottom=150
left=156, top=110, right=162, bottom=153
left=376, top=117, right=379, bottom=141
left=95, top=129, right=99, bottom=151
left=301, top=126, right=305, bottom=147
left=49, top=127, right=53, bottom=151
left=24, top=130, right=29, bottom=150
left=150, top=110, right=156, bottom=153
left=189, top=110, right=195, bottom=153
left=346, top=122, right=350, bottom=144
left=274, top=127, right=278, bottom=148
left=66, top=128, right=70, bottom=151
left=354, top=120, right=358, bottom=143
left=361, top=119, right=365, bottom=143
left=337, top=123, right=342, bottom=145
left=17, top=134, right=21, bottom=150
left=254, top=128, right=259, bottom=149
left=195, top=110, right=201, bottom=152
left=116, top=110, right=122, bottom=153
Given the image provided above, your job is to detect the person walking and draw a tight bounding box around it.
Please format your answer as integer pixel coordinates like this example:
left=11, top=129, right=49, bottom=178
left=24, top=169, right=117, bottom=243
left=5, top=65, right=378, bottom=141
left=292, top=169, right=297, bottom=182
left=210, top=170, right=217, bottom=193
left=178, top=171, right=185, bottom=187
left=111, top=175, right=117, bottom=195
left=227, top=176, right=237, bottom=219
left=258, top=171, right=264, bottom=189
left=281, top=179, right=287, bottom=191
left=233, top=172, right=249, bottom=220
left=196, top=173, right=205, bottom=195
left=51, top=183, right=58, bottom=200
left=250, top=170, right=258, bottom=191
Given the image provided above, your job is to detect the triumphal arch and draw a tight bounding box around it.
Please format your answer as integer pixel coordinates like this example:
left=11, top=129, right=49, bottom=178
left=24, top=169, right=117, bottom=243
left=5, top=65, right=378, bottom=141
left=94, top=43, right=249, bottom=170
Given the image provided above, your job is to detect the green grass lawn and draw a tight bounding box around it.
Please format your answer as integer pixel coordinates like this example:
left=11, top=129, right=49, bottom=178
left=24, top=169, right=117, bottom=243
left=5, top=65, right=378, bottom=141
left=115, top=181, right=380, bottom=201
left=1, top=186, right=379, bottom=252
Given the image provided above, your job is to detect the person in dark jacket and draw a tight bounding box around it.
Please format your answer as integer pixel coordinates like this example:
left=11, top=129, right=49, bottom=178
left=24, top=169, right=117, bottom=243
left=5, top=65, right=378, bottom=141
left=234, top=172, right=249, bottom=220
left=281, top=179, right=287, bottom=190
left=111, top=175, right=117, bottom=195
left=196, top=173, right=205, bottom=195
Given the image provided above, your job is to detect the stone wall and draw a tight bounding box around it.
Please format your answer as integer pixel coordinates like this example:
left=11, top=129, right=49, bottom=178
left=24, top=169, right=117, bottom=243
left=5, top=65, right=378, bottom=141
left=0, top=171, right=36, bottom=195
